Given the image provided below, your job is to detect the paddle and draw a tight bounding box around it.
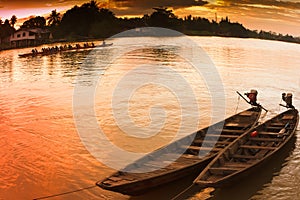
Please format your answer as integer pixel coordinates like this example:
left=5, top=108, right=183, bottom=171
left=279, top=103, right=295, bottom=109
left=278, top=122, right=290, bottom=137
left=279, top=104, right=289, bottom=108
left=236, top=91, right=268, bottom=112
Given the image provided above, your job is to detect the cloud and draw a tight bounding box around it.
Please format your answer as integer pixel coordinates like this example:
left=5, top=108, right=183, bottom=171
left=210, top=0, right=300, bottom=24
left=0, top=0, right=86, bottom=9
left=203, top=0, right=300, bottom=35
left=114, top=0, right=208, bottom=8
left=110, top=0, right=208, bottom=15
left=222, top=0, right=300, bottom=9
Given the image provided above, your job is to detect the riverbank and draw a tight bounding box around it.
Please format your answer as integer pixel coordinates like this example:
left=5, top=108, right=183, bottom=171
left=183, top=30, right=300, bottom=45
left=1, top=33, right=299, bottom=53
left=0, top=37, right=105, bottom=51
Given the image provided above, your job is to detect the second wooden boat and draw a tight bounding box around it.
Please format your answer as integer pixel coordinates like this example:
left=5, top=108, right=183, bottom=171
left=194, top=108, right=299, bottom=187
left=18, top=44, right=103, bottom=58
left=97, top=107, right=261, bottom=195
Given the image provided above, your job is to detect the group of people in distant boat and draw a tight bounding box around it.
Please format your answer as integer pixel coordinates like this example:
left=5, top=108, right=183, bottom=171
left=31, top=48, right=38, bottom=55
left=30, top=42, right=95, bottom=56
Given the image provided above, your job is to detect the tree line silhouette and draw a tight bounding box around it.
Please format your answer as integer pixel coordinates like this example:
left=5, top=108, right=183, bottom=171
left=0, top=16, right=16, bottom=42
left=0, top=0, right=299, bottom=48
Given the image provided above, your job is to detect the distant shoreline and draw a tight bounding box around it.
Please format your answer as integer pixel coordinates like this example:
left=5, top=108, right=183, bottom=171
left=1, top=34, right=299, bottom=53
left=1, top=3, right=299, bottom=51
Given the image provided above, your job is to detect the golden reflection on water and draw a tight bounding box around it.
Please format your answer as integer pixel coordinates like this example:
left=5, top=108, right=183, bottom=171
left=95, top=48, right=212, bottom=153
left=0, top=45, right=102, bottom=199
left=191, top=187, right=215, bottom=200
left=0, top=37, right=300, bottom=199
left=97, top=83, right=182, bottom=153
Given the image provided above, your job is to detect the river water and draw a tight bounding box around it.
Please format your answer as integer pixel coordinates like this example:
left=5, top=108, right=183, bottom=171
left=0, top=36, right=299, bottom=200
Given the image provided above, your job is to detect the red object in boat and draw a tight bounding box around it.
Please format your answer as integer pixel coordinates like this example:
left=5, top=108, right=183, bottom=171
left=250, top=130, right=258, bottom=137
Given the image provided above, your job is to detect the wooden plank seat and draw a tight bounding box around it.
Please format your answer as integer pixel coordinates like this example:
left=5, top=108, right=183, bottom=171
left=107, top=176, right=123, bottom=182
left=193, top=139, right=232, bottom=145
left=217, top=129, right=246, bottom=133
left=269, top=122, right=285, bottom=126
left=205, top=134, right=239, bottom=139
left=258, top=131, right=280, bottom=136
left=180, top=154, right=203, bottom=159
left=240, top=145, right=276, bottom=150
left=182, top=145, right=223, bottom=152
left=223, top=122, right=240, bottom=126
left=224, top=162, right=252, bottom=168
left=159, top=153, right=204, bottom=160
left=224, top=122, right=244, bottom=127
left=258, top=132, right=290, bottom=137
left=253, top=142, right=275, bottom=159
left=249, top=137, right=283, bottom=142
left=143, top=161, right=170, bottom=168
left=282, top=115, right=294, bottom=120
left=141, top=162, right=181, bottom=171
left=267, top=126, right=286, bottom=130
left=266, top=128, right=293, bottom=132
left=171, top=158, right=194, bottom=166
left=238, top=111, right=255, bottom=116
left=232, top=154, right=258, bottom=159
left=209, top=167, right=241, bottom=175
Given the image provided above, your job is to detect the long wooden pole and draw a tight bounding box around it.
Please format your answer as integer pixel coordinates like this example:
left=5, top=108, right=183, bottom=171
left=236, top=91, right=250, bottom=104
left=236, top=91, right=268, bottom=112
left=279, top=103, right=289, bottom=108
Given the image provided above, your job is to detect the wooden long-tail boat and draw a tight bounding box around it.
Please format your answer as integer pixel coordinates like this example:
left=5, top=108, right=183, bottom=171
left=97, top=107, right=262, bottom=195
left=18, top=46, right=96, bottom=58
left=18, top=43, right=113, bottom=58
left=98, top=42, right=113, bottom=47
left=194, top=108, right=299, bottom=188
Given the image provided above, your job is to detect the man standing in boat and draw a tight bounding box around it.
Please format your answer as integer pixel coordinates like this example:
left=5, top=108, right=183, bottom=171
left=245, top=89, right=259, bottom=106
left=282, top=93, right=295, bottom=109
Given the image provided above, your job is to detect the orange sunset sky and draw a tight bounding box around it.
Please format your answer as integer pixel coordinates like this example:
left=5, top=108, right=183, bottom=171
left=0, top=0, right=300, bottom=36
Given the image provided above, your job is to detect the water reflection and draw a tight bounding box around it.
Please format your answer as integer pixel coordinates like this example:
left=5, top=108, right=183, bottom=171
left=0, top=37, right=300, bottom=199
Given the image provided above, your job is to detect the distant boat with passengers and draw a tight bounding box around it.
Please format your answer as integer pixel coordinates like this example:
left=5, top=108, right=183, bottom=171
left=18, top=41, right=113, bottom=58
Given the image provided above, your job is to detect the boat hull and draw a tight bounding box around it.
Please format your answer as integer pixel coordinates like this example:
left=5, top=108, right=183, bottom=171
left=18, top=44, right=111, bottom=58
left=195, top=109, right=299, bottom=188
left=98, top=157, right=212, bottom=195
left=98, top=107, right=262, bottom=195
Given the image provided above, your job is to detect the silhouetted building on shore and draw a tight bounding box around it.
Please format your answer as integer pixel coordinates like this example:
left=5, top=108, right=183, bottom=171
left=10, top=28, right=51, bottom=48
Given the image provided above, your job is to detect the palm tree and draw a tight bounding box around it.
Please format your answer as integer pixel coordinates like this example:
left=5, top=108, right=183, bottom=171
left=10, top=15, right=17, bottom=28
left=83, top=0, right=99, bottom=10
left=89, top=0, right=99, bottom=8
left=47, top=9, right=61, bottom=26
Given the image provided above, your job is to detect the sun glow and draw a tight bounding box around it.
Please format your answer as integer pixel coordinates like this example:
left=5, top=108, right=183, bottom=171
left=0, top=6, right=69, bottom=20
left=246, top=4, right=280, bottom=9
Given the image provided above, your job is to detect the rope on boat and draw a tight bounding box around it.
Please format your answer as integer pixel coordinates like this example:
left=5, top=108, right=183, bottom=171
left=33, top=185, right=97, bottom=200
left=171, top=183, right=195, bottom=200
left=235, top=94, right=241, bottom=114
left=279, top=98, right=283, bottom=112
